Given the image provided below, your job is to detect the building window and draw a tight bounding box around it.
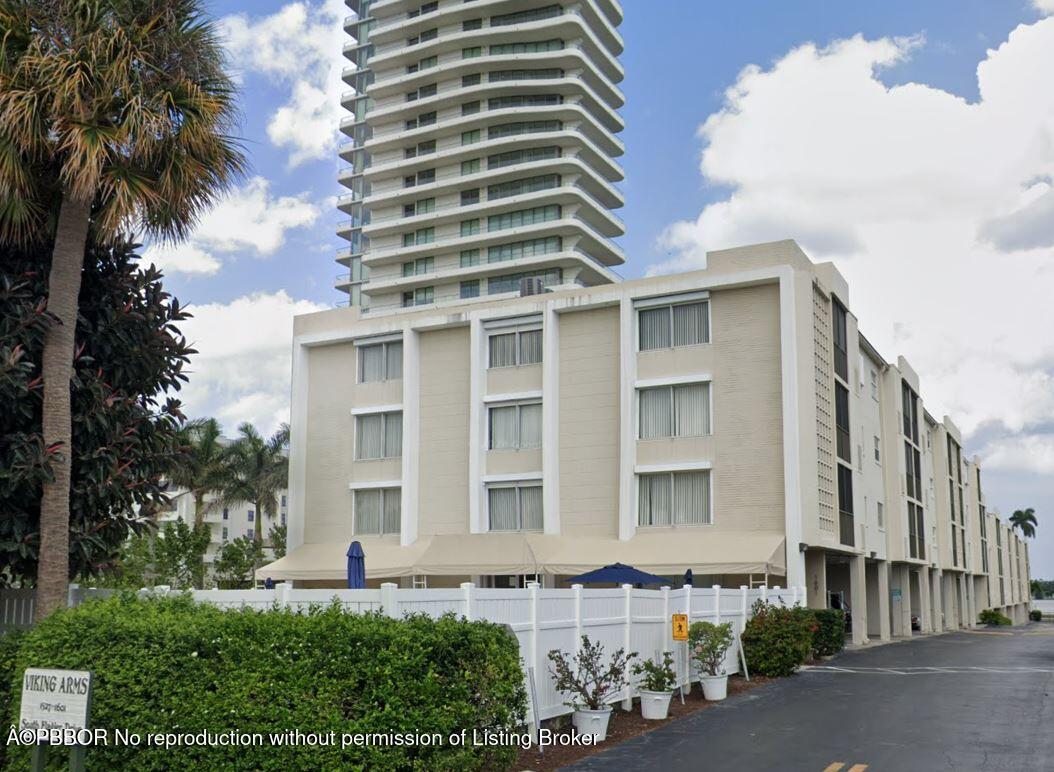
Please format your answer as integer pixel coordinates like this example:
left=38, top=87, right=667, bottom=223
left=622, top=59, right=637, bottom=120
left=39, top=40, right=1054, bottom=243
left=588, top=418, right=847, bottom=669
left=490, top=40, right=564, bottom=55
left=460, top=188, right=480, bottom=206
left=419, top=56, right=437, bottom=69
left=461, top=129, right=480, bottom=145
left=222, top=527, right=228, bottom=540
left=461, top=100, right=480, bottom=116
left=488, top=401, right=542, bottom=450
left=837, top=465, right=854, bottom=547
left=404, top=197, right=434, bottom=217
left=487, top=204, right=560, bottom=231
left=832, top=298, right=848, bottom=382
left=460, top=280, right=480, bottom=298
left=835, top=384, right=850, bottom=463
left=488, top=69, right=564, bottom=83
left=491, top=5, right=562, bottom=26
left=487, top=175, right=560, bottom=201
left=870, top=368, right=878, bottom=400
left=488, top=146, right=561, bottom=169
left=488, top=120, right=563, bottom=140
left=247, top=510, right=255, bottom=522
left=488, top=268, right=562, bottom=295
left=462, top=73, right=482, bottom=87
left=462, top=46, right=482, bottom=59
left=402, top=227, right=434, bottom=246
left=402, top=256, right=434, bottom=277
left=638, top=300, right=710, bottom=350
left=355, top=411, right=402, bottom=460
left=488, top=236, right=561, bottom=263
left=461, top=158, right=480, bottom=175
left=281, top=513, right=286, bottom=525
left=460, top=249, right=480, bottom=267
left=462, top=18, right=482, bottom=31
left=358, top=340, right=403, bottom=383
left=487, top=484, right=543, bottom=531
left=877, top=501, right=884, bottom=529
left=402, top=286, right=434, bottom=307
left=222, top=508, right=229, bottom=520
left=246, top=528, right=253, bottom=539
left=638, top=470, right=711, bottom=526
left=873, top=436, right=881, bottom=463
left=489, top=94, right=562, bottom=110
left=638, top=382, right=711, bottom=439
left=488, top=329, right=542, bottom=367
left=460, top=219, right=480, bottom=236
left=354, top=488, right=401, bottom=535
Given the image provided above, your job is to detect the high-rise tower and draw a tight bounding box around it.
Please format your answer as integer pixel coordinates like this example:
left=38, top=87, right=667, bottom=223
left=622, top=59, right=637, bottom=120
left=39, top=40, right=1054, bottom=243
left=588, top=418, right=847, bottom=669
left=339, top=0, right=625, bottom=313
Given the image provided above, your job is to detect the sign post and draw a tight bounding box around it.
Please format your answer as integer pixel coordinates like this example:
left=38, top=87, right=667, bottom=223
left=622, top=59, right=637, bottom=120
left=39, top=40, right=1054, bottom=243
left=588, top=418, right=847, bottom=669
left=19, top=668, right=92, bottom=772
left=672, top=614, right=689, bottom=704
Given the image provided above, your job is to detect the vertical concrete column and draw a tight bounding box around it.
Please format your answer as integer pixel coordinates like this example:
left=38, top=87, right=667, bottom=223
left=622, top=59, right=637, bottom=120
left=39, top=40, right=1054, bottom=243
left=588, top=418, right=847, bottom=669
left=850, top=555, right=867, bottom=645
left=805, top=550, right=827, bottom=609
left=919, top=567, right=932, bottom=633
left=877, top=560, right=891, bottom=641
left=891, top=564, right=911, bottom=636
left=960, top=574, right=971, bottom=628
left=932, top=570, right=944, bottom=632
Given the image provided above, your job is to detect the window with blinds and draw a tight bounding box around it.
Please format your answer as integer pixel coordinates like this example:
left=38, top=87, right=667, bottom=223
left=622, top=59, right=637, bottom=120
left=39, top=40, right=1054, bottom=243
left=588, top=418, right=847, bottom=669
left=355, top=412, right=402, bottom=460
left=638, top=471, right=711, bottom=526
left=638, top=382, right=710, bottom=439
left=488, top=329, right=543, bottom=367
left=354, top=488, right=401, bottom=535
left=638, top=300, right=710, bottom=351
left=487, top=484, right=543, bottom=531
left=358, top=341, right=403, bottom=383
left=488, top=402, right=542, bottom=450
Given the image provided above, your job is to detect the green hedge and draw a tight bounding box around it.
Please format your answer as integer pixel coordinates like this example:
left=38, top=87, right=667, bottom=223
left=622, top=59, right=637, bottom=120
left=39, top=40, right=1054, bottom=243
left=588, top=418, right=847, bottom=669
left=741, top=601, right=814, bottom=677
left=979, top=608, right=1012, bottom=626
left=4, top=594, right=526, bottom=771
left=0, top=630, right=25, bottom=769
left=1029, top=609, right=1042, bottom=622
left=811, top=609, right=846, bottom=657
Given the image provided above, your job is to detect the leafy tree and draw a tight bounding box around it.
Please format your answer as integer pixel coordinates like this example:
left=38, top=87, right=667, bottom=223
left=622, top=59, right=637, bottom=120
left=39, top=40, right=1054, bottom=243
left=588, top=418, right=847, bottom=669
left=1009, top=508, right=1038, bottom=539
left=0, top=0, right=245, bottom=619
left=268, top=522, right=288, bottom=560
left=153, top=518, right=211, bottom=590
left=169, top=418, right=227, bottom=528
left=213, top=537, right=263, bottom=590
left=217, top=423, right=289, bottom=545
left=0, top=241, right=191, bottom=588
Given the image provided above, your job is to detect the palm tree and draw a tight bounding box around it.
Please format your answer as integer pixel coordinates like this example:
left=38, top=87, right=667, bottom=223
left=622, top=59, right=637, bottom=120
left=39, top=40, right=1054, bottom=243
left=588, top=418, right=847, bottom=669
left=0, top=1, right=245, bottom=619
left=1009, top=508, right=1038, bottom=539
left=216, top=423, right=289, bottom=545
left=169, top=418, right=226, bottom=528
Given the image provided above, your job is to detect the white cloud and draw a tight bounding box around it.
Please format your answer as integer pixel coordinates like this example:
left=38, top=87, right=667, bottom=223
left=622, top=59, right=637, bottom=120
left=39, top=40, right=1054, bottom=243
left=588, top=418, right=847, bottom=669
left=222, top=1, right=347, bottom=166
left=177, top=291, right=327, bottom=435
left=1034, top=0, right=1054, bottom=17
left=655, top=21, right=1054, bottom=475
left=980, top=434, right=1054, bottom=475
left=141, top=176, right=320, bottom=276
left=141, top=243, right=221, bottom=276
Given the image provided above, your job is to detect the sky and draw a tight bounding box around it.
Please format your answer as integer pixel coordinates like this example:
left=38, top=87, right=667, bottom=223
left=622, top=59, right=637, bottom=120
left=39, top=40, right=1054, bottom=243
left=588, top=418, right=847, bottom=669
left=146, top=0, right=1054, bottom=575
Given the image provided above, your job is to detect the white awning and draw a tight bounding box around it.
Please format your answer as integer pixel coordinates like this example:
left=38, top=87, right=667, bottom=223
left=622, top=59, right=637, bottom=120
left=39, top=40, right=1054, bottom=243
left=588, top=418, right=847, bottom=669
left=256, top=538, right=431, bottom=581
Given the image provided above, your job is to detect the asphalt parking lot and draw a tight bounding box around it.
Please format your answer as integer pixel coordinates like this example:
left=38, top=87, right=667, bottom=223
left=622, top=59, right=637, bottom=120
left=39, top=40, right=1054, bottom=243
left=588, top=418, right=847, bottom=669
left=564, top=625, right=1054, bottom=771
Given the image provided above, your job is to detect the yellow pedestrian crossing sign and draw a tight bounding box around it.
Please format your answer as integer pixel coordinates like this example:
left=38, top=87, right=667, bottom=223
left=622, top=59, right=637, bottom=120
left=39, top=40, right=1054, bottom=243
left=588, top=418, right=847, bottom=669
left=672, top=613, right=689, bottom=641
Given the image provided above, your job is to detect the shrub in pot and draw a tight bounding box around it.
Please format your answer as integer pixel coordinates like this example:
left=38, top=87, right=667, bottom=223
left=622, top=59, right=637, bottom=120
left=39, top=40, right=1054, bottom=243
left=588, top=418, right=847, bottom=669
left=689, top=621, right=735, bottom=700
left=1030, top=609, right=1043, bottom=622
left=631, top=651, right=677, bottom=719
left=548, top=636, right=636, bottom=741
left=741, top=599, right=815, bottom=677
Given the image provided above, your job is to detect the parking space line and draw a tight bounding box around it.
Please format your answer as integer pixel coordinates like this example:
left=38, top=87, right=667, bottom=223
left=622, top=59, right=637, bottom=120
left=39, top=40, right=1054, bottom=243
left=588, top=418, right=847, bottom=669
left=822, top=763, right=845, bottom=772
left=847, top=765, right=869, bottom=771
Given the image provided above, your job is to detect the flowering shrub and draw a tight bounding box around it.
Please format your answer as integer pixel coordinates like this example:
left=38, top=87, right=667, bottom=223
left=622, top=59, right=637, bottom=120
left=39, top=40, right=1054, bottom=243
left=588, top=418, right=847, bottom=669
left=811, top=609, right=846, bottom=656
left=632, top=651, right=677, bottom=692
left=548, top=636, right=636, bottom=710
left=688, top=621, right=735, bottom=677
left=741, top=600, right=815, bottom=677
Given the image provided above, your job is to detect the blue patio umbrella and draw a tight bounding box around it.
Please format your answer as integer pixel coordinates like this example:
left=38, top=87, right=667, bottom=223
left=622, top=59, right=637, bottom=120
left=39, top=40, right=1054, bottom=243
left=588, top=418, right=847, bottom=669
left=566, top=563, right=671, bottom=586
left=347, top=541, right=366, bottom=589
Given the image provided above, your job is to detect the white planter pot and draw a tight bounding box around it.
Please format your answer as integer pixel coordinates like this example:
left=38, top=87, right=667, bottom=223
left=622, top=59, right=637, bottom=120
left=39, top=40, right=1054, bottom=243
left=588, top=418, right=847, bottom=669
left=700, top=674, right=728, bottom=701
left=572, top=706, right=613, bottom=741
left=639, top=689, right=674, bottom=720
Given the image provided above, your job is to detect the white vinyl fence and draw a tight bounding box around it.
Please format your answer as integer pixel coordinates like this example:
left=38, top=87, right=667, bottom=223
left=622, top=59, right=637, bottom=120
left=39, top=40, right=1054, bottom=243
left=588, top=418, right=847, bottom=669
left=0, top=585, right=114, bottom=634
left=1, top=582, right=804, bottom=723
left=193, top=582, right=804, bottom=722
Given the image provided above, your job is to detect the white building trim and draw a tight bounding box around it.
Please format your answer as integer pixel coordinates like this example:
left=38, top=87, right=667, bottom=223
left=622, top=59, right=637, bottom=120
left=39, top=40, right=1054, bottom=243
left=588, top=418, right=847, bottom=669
left=542, top=305, right=561, bottom=535
left=400, top=328, right=420, bottom=546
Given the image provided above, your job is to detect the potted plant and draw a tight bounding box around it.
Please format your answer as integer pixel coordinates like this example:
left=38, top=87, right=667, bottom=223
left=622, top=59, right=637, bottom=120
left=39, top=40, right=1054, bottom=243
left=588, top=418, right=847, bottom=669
left=689, top=621, right=735, bottom=700
left=631, top=651, right=677, bottom=719
left=548, top=636, right=636, bottom=741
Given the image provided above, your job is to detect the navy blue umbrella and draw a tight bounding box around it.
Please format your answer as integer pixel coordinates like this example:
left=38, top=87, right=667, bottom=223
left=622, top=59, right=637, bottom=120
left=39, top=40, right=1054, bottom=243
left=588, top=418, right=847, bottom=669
left=566, top=563, right=671, bottom=586
left=347, top=541, right=366, bottom=589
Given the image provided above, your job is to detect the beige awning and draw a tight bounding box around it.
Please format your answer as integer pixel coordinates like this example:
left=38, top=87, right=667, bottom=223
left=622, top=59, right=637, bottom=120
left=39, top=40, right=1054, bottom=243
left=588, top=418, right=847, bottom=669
left=414, top=533, right=547, bottom=576
left=257, top=531, right=785, bottom=581
left=256, top=538, right=431, bottom=581
left=541, top=531, right=786, bottom=577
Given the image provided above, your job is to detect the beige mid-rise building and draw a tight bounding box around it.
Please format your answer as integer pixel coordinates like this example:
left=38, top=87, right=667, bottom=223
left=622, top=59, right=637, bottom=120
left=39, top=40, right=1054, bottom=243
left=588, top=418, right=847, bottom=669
left=262, top=239, right=1032, bottom=633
